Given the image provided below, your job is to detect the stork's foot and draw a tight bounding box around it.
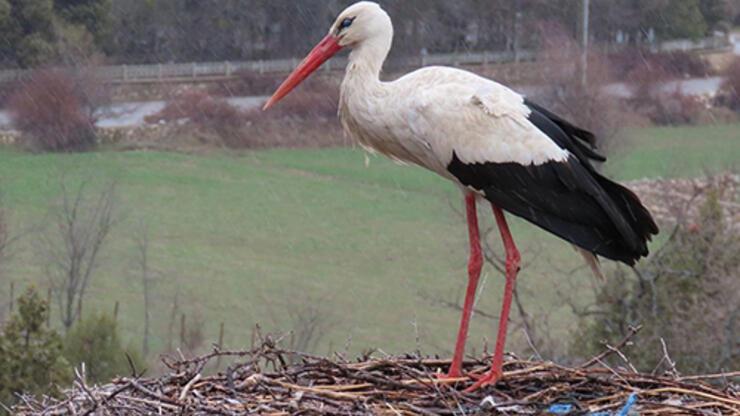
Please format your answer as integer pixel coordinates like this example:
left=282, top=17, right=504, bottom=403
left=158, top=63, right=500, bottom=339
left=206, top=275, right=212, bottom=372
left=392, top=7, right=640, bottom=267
left=464, top=368, right=502, bottom=392
left=432, top=368, right=467, bottom=383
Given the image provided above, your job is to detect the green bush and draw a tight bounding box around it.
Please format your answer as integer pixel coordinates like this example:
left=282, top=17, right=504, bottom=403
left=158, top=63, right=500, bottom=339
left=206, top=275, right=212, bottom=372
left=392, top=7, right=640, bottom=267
left=0, top=288, right=71, bottom=407
left=573, top=189, right=739, bottom=374
left=63, top=313, right=144, bottom=384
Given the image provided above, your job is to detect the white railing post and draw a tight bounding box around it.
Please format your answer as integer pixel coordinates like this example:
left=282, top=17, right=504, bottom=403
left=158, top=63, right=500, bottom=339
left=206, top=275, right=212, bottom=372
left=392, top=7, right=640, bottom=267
left=225, top=61, right=231, bottom=77
left=158, top=64, right=163, bottom=80
left=122, top=65, right=128, bottom=81
left=192, top=62, right=197, bottom=79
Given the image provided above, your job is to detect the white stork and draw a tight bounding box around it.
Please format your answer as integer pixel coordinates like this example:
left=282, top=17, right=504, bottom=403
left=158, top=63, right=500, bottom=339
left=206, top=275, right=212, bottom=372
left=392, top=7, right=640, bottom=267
left=264, top=1, right=658, bottom=391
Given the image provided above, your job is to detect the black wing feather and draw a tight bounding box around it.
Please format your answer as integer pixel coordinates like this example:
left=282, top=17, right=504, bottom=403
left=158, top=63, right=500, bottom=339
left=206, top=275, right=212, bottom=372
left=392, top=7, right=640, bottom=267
left=524, top=99, right=606, bottom=164
left=525, top=100, right=599, bottom=149
left=447, top=101, right=658, bottom=265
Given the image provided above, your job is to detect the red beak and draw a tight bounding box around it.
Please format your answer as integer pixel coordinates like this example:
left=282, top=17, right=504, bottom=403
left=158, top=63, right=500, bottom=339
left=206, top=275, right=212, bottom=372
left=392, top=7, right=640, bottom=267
left=263, top=35, right=343, bottom=110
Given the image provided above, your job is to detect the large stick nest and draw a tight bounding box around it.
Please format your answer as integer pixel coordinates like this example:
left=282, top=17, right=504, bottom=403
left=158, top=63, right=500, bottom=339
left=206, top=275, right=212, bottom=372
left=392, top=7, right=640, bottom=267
left=13, top=337, right=740, bottom=415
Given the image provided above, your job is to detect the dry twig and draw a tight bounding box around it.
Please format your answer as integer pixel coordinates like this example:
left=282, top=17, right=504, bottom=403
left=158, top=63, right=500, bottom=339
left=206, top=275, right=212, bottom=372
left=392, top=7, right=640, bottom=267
left=13, top=340, right=739, bottom=415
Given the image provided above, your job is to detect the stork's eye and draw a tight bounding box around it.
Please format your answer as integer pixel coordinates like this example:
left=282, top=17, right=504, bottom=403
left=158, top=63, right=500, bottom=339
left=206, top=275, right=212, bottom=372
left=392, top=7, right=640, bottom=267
left=339, top=17, right=355, bottom=31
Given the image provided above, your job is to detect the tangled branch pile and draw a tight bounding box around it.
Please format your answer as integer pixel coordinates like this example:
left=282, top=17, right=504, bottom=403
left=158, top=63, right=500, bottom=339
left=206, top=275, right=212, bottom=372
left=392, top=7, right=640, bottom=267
left=627, top=174, right=739, bottom=233
left=13, top=337, right=739, bottom=416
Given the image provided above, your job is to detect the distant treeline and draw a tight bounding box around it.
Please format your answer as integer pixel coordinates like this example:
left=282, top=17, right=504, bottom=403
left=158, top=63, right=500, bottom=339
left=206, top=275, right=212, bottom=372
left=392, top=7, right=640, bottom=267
left=0, top=0, right=737, bottom=68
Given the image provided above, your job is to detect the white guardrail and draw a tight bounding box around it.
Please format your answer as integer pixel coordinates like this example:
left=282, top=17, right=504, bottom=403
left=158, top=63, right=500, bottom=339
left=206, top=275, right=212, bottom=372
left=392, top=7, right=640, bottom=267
left=0, top=35, right=729, bottom=84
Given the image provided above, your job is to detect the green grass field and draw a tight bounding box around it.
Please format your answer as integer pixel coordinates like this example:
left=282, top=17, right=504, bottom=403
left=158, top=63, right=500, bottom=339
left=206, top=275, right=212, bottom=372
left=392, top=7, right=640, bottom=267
left=606, top=123, right=740, bottom=180
left=0, top=122, right=737, bottom=361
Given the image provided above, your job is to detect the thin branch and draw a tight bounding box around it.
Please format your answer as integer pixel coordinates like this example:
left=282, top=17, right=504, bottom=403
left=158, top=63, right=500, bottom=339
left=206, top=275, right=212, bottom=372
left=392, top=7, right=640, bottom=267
left=579, top=325, right=642, bottom=369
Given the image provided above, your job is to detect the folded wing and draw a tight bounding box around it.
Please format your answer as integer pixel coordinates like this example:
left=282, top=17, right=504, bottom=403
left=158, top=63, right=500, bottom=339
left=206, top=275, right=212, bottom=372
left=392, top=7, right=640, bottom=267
left=408, top=78, right=657, bottom=265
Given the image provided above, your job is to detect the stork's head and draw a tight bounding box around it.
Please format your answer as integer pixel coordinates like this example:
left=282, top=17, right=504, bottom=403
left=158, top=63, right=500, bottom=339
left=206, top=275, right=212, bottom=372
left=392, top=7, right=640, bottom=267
left=263, top=1, right=391, bottom=110
left=331, top=2, right=392, bottom=48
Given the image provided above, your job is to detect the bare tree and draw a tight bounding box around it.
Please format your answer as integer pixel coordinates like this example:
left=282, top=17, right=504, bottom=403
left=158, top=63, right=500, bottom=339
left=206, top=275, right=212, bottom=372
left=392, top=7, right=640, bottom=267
left=180, top=309, right=206, bottom=355
left=39, top=179, right=118, bottom=330
left=285, top=295, right=337, bottom=356
left=0, top=191, right=38, bottom=323
left=0, top=197, right=8, bottom=322
left=133, top=221, right=156, bottom=357
left=166, top=289, right=180, bottom=353
left=0, top=197, right=9, bottom=277
left=419, top=197, right=565, bottom=360
left=257, top=288, right=337, bottom=357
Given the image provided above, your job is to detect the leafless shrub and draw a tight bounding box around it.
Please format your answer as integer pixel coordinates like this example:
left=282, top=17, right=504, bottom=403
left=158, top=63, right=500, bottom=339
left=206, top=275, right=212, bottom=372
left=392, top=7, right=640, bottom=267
left=0, top=193, right=32, bottom=323
left=0, top=83, right=15, bottom=108
left=162, top=290, right=206, bottom=356
left=147, top=90, right=244, bottom=130
left=8, top=69, right=108, bottom=153
left=627, top=63, right=672, bottom=110
left=0, top=198, right=7, bottom=323
left=187, top=79, right=342, bottom=149
left=257, top=289, right=337, bottom=358
left=143, top=89, right=248, bottom=149
left=618, top=48, right=722, bottom=126
left=38, top=179, right=118, bottom=331
left=650, top=90, right=708, bottom=125
left=611, top=49, right=712, bottom=81
left=132, top=222, right=157, bottom=357
left=653, top=51, right=712, bottom=78
left=212, top=70, right=284, bottom=97
left=166, top=290, right=181, bottom=353
left=572, top=176, right=740, bottom=374
left=144, top=73, right=342, bottom=148
left=716, top=57, right=740, bottom=111
left=245, top=77, right=339, bottom=122
left=478, top=235, right=576, bottom=362
left=73, top=65, right=112, bottom=122
left=419, top=199, right=565, bottom=361
left=0, top=198, right=8, bottom=274
left=626, top=63, right=714, bottom=126
left=179, top=310, right=206, bottom=355
left=233, top=77, right=343, bottom=149
left=528, top=23, right=633, bottom=153
left=285, top=294, right=338, bottom=356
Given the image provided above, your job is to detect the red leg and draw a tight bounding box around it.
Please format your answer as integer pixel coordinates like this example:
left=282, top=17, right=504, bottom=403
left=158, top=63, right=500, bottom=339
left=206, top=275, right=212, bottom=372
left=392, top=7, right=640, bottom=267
left=466, top=204, right=520, bottom=392
left=441, top=192, right=483, bottom=379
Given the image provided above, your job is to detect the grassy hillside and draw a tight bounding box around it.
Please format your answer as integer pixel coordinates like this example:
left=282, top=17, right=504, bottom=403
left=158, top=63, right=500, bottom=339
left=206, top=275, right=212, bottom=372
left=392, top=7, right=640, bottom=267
left=0, top=122, right=737, bottom=362
left=605, top=123, right=740, bottom=180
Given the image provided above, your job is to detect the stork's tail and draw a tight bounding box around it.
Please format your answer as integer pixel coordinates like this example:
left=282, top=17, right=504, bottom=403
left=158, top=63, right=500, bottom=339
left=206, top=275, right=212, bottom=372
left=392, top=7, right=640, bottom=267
left=596, top=174, right=659, bottom=262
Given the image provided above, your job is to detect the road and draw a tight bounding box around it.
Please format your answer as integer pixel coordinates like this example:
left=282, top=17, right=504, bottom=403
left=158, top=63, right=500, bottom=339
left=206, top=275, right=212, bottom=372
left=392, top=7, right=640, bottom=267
left=0, top=95, right=267, bottom=131
left=95, top=96, right=267, bottom=128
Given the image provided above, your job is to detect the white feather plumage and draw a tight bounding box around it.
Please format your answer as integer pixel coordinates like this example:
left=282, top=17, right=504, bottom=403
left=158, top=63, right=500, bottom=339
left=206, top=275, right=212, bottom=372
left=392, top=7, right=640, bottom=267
left=336, top=15, right=569, bottom=187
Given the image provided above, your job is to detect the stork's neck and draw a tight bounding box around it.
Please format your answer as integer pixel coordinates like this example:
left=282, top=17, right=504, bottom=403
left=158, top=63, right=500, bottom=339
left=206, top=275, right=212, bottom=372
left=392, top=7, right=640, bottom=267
left=344, top=33, right=392, bottom=85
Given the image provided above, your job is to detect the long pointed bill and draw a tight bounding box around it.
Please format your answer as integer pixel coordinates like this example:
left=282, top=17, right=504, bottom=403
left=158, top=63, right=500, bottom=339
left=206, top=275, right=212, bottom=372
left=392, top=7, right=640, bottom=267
left=263, top=35, right=343, bottom=110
